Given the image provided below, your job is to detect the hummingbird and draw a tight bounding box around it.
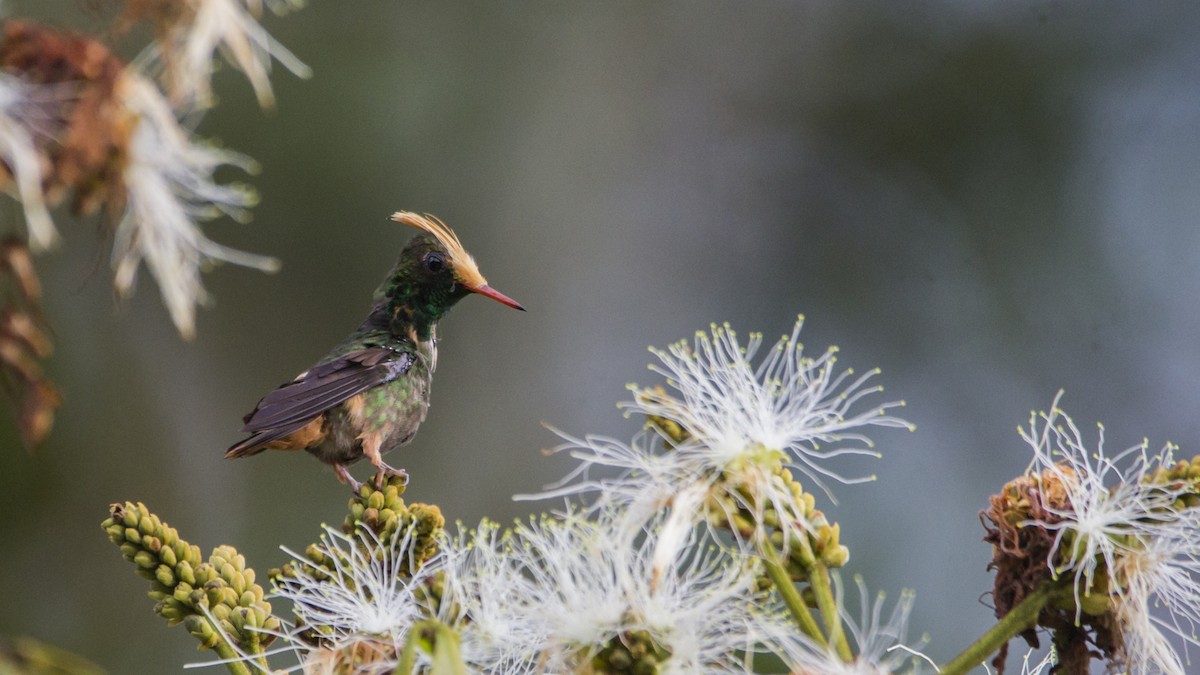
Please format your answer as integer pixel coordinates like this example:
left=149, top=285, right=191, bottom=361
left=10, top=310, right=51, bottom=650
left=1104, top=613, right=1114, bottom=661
left=225, top=211, right=524, bottom=490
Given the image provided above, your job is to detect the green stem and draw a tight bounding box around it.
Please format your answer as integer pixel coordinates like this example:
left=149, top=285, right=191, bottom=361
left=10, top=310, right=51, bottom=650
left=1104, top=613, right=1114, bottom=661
left=759, top=538, right=827, bottom=647
left=212, top=642, right=253, bottom=675
left=806, top=557, right=852, bottom=661
left=192, top=613, right=256, bottom=675
left=394, top=625, right=420, bottom=675
left=393, top=620, right=468, bottom=675
left=939, top=582, right=1065, bottom=675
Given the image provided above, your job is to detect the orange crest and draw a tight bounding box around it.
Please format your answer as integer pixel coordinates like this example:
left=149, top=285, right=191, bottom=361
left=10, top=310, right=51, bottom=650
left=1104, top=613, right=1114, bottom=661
left=390, top=211, right=487, bottom=289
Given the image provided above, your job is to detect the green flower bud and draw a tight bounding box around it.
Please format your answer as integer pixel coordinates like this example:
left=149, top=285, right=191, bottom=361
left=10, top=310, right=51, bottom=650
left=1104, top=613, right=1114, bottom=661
left=155, top=565, right=176, bottom=587
left=133, top=550, right=156, bottom=570
left=822, top=543, right=850, bottom=568
left=138, top=515, right=159, bottom=537
left=159, top=544, right=177, bottom=567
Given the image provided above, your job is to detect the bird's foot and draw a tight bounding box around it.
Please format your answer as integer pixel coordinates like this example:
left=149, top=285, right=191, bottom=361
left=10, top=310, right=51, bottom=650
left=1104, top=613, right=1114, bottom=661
left=332, top=463, right=364, bottom=493
left=371, top=463, right=409, bottom=490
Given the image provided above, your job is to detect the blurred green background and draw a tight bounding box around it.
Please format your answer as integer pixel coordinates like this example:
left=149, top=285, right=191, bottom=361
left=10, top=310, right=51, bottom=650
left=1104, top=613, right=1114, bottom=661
left=2, top=1, right=1199, bottom=672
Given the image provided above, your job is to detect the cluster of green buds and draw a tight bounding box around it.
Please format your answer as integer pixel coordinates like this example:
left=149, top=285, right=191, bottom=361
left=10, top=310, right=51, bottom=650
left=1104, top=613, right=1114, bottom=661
left=635, top=386, right=690, bottom=447
left=1146, top=451, right=1200, bottom=510
left=723, top=455, right=848, bottom=581
left=343, top=474, right=445, bottom=567
left=101, top=502, right=279, bottom=666
left=589, top=628, right=672, bottom=675
left=637, top=389, right=849, bottom=580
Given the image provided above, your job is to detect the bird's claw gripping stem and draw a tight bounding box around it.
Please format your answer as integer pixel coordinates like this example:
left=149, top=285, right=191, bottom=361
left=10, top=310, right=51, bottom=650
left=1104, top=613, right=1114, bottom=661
left=372, top=464, right=409, bottom=490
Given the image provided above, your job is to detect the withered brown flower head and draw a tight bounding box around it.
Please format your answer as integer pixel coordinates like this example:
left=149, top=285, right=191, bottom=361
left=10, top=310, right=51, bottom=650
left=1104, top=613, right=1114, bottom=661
left=982, top=467, right=1124, bottom=674
left=0, top=16, right=287, bottom=444
left=0, top=20, right=133, bottom=217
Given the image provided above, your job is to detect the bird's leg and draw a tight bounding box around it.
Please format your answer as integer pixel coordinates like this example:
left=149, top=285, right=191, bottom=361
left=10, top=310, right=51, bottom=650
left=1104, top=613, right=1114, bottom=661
left=332, top=463, right=362, bottom=493
left=361, top=433, right=409, bottom=489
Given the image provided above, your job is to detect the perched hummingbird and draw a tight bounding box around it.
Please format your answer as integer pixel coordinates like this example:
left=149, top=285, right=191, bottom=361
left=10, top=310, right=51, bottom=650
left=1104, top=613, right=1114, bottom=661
left=225, top=212, right=524, bottom=490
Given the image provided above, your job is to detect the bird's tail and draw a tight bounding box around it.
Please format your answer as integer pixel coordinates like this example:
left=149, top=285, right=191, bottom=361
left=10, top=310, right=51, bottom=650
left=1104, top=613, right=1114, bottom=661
left=225, top=434, right=273, bottom=459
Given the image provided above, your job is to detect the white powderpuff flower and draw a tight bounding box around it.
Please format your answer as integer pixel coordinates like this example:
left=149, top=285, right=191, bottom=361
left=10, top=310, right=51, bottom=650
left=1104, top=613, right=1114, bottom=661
left=1021, top=393, right=1195, bottom=616
left=437, top=521, right=543, bottom=674
left=762, top=576, right=930, bottom=675
left=526, top=317, right=906, bottom=550
left=139, top=0, right=312, bottom=109
left=188, top=523, right=440, bottom=675
left=114, top=72, right=279, bottom=339
left=529, top=428, right=824, bottom=555
left=624, top=316, right=911, bottom=495
left=1108, top=510, right=1200, bottom=675
left=524, top=428, right=687, bottom=517
left=455, top=508, right=767, bottom=673
left=0, top=73, right=57, bottom=251
left=274, top=525, right=433, bottom=643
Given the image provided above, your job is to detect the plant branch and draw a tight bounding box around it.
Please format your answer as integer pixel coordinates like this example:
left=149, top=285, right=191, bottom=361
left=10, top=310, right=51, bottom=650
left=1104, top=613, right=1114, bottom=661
left=759, top=538, right=827, bottom=647
left=806, top=557, right=852, bottom=661
left=939, top=581, right=1066, bottom=675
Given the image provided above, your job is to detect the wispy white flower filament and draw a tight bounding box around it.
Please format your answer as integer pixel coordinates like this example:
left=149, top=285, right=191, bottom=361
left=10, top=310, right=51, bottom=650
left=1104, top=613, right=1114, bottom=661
left=114, top=73, right=279, bottom=339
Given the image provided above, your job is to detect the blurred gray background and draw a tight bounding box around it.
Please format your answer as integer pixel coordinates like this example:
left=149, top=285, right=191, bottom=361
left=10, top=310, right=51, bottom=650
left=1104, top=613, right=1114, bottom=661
left=2, top=1, right=1199, bottom=672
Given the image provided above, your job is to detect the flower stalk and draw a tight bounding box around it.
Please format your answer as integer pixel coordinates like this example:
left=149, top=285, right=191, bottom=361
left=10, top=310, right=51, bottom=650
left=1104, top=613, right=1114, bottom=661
left=939, top=581, right=1068, bottom=675
left=392, top=620, right=468, bottom=675
left=807, top=557, right=853, bottom=662
left=758, top=536, right=827, bottom=648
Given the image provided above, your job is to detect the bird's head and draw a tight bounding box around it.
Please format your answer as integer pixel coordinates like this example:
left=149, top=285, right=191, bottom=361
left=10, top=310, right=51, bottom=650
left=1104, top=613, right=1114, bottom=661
left=377, top=212, right=524, bottom=330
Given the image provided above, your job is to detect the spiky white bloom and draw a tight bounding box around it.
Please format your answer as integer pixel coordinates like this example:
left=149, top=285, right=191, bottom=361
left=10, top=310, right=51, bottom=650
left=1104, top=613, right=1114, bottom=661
left=762, top=576, right=930, bottom=675
left=137, top=0, right=311, bottom=110
left=625, top=317, right=911, bottom=490
left=527, top=428, right=685, bottom=513
left=187, top=523, right=441, bottom=674
left=453, top=507, right=767, bottom=674
left=1021, top=393, right=1195, bottom=614
left=267, top=523, right=444, bottom=675
left=1107, top=509, right=1200, bottom=675
left=436, top=520, right=544, bottom=674
left=530, top=428, right=825, bottom=557
left=0, top=73, right=57, bottom=251
left=114, top=72, right=279, bottom=339
left=527, top=317, right=907, bottom=548
left=274, top=525, right=435, bottom=642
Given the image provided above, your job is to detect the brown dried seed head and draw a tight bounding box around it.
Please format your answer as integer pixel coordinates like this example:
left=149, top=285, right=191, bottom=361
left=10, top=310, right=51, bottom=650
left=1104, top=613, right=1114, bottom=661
left=0, top=21, right=133, bottom=216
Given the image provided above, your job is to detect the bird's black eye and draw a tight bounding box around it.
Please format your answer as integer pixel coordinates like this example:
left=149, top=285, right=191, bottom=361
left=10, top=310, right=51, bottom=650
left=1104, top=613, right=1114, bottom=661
left=423, top=252, right=445, bottom=274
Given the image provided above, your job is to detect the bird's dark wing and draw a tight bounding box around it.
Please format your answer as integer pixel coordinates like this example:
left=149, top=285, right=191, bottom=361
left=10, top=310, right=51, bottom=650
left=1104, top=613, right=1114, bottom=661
left=226, top=347, right=413, bottom=457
